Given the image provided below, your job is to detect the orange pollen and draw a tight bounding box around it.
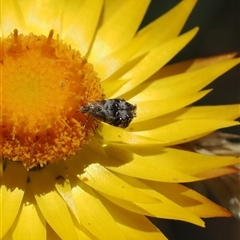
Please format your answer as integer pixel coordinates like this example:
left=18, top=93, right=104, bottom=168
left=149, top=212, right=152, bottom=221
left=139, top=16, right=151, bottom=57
left=0, top=29, right=104, bottom=170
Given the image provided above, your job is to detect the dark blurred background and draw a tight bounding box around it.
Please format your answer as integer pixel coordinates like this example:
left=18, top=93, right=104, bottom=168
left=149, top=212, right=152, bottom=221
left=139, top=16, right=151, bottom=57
left=141, top=1, right=240, bottom=239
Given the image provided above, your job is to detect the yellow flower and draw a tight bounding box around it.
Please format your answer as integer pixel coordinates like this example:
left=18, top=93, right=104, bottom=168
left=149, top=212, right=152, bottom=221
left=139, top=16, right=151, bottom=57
left=1, top=0, right=239, bottom=239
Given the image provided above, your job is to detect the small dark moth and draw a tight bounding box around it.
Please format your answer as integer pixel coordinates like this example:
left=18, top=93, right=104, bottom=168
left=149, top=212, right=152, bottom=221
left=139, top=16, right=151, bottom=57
left=80, top=98, right=137, bottom=128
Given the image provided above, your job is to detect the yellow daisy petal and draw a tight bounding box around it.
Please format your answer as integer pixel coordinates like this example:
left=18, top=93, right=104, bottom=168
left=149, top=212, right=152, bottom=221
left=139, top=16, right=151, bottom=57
left=166, top=104, right=240, bottom=121
left=94, top=31, right=148, bottom=81
left=134, top=0, right=197, bottom=58
left=1, top=162, right=27, bottom=238
left=101, top=0, right=131, bottom=25
left=104, top=145, right=200, bottom=182
left=62, top=0, right=103, bottom=55
left=149, top=52, right=238, bottom=80
left=101, top=78, right=128, bottom=98
left=29, top=169, right=79, bottom=240
left=78, top=163, right=159, bottom=203
left=196, top=166, right=239, bottom=179
left=88, top=0, right=150, bottom=62
left=9, top=0, right=63, bottom=34
left=100, top=124, right=163, bottom=145
left=1, top=230, right=12, bottom=240
left=112, top=27, right=199, bottom=97
left=11, top=185, right=46, bottom=240
left=143, top=181, right=232, bottom=218
left=129, top=58, right=240, bottom=101
left=46, top=224, right=62, bottom=240
left=73, top=225, right=96, bottom=240
left=111, top=172, right=205, bottom=225
left=134, top=90, right=211, bottom=122
left=150, top=148, right=240, bottom=176
left=102, top=190, right=204, bottom=227
left=53, top=169, right=80, bottom=221
left=98, top=194, right=167, bottom=240
left=133, top=119, right=239, bottom=145
left=70, top=178, right=125, bottom=240
left=104, top=146, right=239, bottom=182
left=2, top=0, right=25, bottom=36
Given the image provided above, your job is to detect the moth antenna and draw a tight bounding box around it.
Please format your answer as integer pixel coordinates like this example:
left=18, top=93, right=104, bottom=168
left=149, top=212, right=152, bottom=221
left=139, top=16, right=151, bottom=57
left=83, top=114, right=90, bottom=130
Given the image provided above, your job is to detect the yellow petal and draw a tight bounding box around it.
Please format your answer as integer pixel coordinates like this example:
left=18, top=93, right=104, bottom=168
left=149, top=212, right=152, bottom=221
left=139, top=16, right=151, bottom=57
left=62, top=0, right=103, bottom=55
left=79, top=163, right=159, bottom=203
left=166, top=104, right=240, bottom=121
left=143, top=181, right=232, bottom=218
left=100, top=124, right=163, bottom=145
left=134, top=90, right=211, bottom=122
left=1, top=161, right=27, bottom=238
left=2, top=0, right=25, bottom=35
left=112, top=27, right=199, bottom=97
left=102, top=191, right=204, bottom=228
left=47, top=215, right=94, bottom=240
left=129, top=58, right=240, bottom=101
left=1, top=230, right=12, bottom=240
left=47, top=162, right=80, bottom=221
left=11, top=185, right=46, bottom=240
left=79, top=142, right=198, bottom=183
left=70, top=178, right=125, bottom=240
left=109, top=164, right=200, bottom=182
left=74, top=224, right=96, bottom=240
left=104, top=145, right=200, bottom=182
left=64, top=151, right=124, bottom=239
left=101, top=0, right=130, bottom=25
left=12, top=0, right=63, bottom=35
left=29, top=169, right=79, bottom=240
left=149, top=52, right=238, bottom=81
left=105, top=146, right=239, bottom=181
left=95, top=31, right=148, bottom=80
left=133, top=119, right=239, bottom=145
left=88, top=0, right=150, bottom=62
left=102, top=79, right=128, bottom=98
left=203, top=177, right=239, bottom=217
left=46, top=224, right=62, bottom=240
left=133, top=0, right=197, bottom=58
left=108, top=172, right=205, bottom=226
left=98, top=194, right=167, bottom=240
left=59, top=0, right=84, bottom=29
left=195, top=166, right=239, bottom=179
left=146, top=148, right=240, bottom=176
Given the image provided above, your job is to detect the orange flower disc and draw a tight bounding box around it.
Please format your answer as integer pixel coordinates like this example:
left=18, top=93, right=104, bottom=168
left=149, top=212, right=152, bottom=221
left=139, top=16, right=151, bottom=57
left=0, top=29, right=104, bottom=170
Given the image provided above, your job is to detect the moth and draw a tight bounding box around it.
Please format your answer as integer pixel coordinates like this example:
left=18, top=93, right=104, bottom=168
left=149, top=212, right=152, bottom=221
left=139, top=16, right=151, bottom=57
left=80, top=98, right=136, bottom=128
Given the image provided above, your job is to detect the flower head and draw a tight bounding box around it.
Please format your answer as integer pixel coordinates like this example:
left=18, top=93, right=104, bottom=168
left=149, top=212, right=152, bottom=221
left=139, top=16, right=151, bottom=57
left=1, top=0, right=239, bottom=239
left=2, top=29, right=104, bottom=169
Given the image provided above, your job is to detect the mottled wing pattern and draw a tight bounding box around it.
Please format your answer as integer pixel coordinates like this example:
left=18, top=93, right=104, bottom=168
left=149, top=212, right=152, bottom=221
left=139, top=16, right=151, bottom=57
left=80, top=98, right=136, bottom=128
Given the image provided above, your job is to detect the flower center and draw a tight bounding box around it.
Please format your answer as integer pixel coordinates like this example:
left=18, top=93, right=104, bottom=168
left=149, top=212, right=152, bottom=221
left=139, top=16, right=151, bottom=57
left=1, top=29, right=104, bottom=170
